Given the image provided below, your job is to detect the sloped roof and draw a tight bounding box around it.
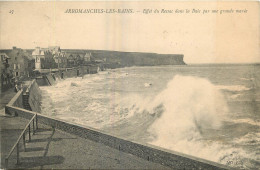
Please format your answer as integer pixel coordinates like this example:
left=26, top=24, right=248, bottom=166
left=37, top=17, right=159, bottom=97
left=0, top=53, right=10, bottom=58
left=65, top=53, right=74, bottom=58
left=1, top=48, right=33, bottom=61
left=76, top=54, right=84, bottom=58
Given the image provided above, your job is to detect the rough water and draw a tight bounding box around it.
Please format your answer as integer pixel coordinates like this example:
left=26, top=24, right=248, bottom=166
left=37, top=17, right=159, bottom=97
left=40, top=64, right=260, bottom=169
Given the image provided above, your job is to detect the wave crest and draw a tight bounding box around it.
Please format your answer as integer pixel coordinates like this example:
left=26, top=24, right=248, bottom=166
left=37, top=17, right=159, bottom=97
left=147, top=75, right=229, bottom=160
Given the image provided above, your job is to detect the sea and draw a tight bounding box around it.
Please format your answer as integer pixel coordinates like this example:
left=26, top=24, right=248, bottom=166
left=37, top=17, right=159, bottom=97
left=40, top=64, right=260, bottom=169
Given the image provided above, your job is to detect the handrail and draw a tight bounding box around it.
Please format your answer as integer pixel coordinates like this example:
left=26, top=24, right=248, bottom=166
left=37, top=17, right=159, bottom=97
left=5, top=113, right=38, bottom=168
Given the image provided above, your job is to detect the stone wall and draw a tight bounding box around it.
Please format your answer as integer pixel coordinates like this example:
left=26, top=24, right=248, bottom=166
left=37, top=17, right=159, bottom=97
left=45, top=74, right=56, bottom=85
left=63, top=69, right=77, bottom=78
left=35, top=76, right=49, bottom=86
left=36, top=65, right=98, bottom=86
left=27, top=80, right=41, bottom=113
left=6, top=90, right=23, bottom=109
left=5, top=80, right=42, bottom=115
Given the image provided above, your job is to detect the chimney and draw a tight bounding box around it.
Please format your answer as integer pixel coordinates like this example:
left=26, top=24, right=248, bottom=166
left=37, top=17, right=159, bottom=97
left=13, top=46, right=17, bottom=50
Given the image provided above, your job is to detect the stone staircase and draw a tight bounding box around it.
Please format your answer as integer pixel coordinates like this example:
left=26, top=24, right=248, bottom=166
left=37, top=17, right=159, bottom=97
left=22, top=94, right=32, bottom=111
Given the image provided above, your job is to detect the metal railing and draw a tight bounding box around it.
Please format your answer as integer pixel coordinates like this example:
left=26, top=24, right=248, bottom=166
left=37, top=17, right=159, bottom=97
left=5, top=114, right=38, bottom=168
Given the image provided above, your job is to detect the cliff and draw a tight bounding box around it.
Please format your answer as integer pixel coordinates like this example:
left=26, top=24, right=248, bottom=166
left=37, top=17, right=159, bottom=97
left=64, top=50, right=186, bottom=68
left=1, top=48, right=186, bottom=69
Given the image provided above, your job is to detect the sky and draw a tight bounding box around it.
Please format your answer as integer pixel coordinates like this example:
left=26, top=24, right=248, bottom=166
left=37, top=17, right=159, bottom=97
left=0, top=1, right=259, bottom=64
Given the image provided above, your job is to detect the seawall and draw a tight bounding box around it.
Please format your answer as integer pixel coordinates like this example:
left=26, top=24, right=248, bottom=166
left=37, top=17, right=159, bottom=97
left=35, top=66, right=98, bottom=86
left=5, top=80, right=230, bottom=169
left=5, top=80, right=41, bottom=115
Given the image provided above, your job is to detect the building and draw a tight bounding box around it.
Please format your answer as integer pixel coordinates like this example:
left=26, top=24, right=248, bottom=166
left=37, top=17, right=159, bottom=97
left=32, top=46, right=68, bottom=71
left=0, top=53, right=11, bottom=91
left=75, top=54, right=84, bottom=66
left=0, top=53, right=10, bottom=73
left=53, top=51, right=67, bottom=69
left=65, top=53, right=84, bottom=68
left=83, top=52, right=94, bottom=64
left=6, top=47, right=34, bottom=82
left=66, top=53, right=76, bottom=68
left=49, top=46, right=67, bottom=69
left=0, top=47, right=34, bottom=91
left=32, top=47, right=56, bottom=70
left=32, top=47, right=45, bottom=70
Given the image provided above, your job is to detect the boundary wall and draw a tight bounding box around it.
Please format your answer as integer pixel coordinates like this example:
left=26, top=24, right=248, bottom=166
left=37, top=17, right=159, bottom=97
left=36, top=65, right=98, bottom=86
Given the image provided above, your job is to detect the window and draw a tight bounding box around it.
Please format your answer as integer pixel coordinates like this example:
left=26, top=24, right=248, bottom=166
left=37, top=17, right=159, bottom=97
left=15, top=57, right=17, bottom=61
left=16, top=72, right=19, bottom=76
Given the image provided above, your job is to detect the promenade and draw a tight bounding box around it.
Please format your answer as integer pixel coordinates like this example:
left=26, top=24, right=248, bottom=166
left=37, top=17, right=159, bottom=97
left=4, top=123, right=170, bottom=169
left=0, top=88, right=25, bottom=167
left=0, top=89, right=169, bottom=169
left=0, top=88, right=16, bottom=111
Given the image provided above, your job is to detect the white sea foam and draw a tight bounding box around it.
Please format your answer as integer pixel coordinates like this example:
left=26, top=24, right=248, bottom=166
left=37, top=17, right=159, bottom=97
left=142, top=75, right=238, bottom=162
left=216, top=85, right=250, bottom=92
left=144, top=83, right=152, bottom=87
left=240, top=78, right=255, bottom=81
left=230, top=94, right=241, bottom=99
left=233, top=132, right=260, bottom=146
left=233, top=118, right=260, bottom=127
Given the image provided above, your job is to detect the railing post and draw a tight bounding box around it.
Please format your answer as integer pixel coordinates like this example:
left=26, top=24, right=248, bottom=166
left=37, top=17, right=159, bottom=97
left=23, top=133, right=26, bottom=151
left=28, top=124, right=31, bottom=142
left=5, top=158, right=8, bottom=169
left=16, top=143, right=20, bottom=164
left=36, top=114, right=38, bottom=130
left=33, top=119, right=35, bottom=135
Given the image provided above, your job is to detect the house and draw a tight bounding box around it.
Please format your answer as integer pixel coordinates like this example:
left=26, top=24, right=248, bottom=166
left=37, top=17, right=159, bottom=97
left=65, top=53, right=84, bottom=68
left=32, top=47, right=56, bottom=70
left=0, top=53, right=10, bottom=73
left=0, top=47, right=34, bottom=91
left=5, top=47, right=34, bottom=82
left=53, top=51, right=67, bottom=69
left=49, top=46, right=67, bottom=68
left=0, top=53, right=11, bottom=91
left=32, top=46, right=68, bottom=71
left=66, top=53, right=76, bottom=68
left=76, top=54, right=84, bottom=66
left=83, top=52, right=94, bottom=64
left=32, top=47, right=45, bottom=70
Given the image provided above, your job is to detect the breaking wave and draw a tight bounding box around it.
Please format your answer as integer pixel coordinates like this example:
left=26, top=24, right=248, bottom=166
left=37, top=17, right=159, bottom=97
left=134, top=75, right=256, bottom=168
left=143, top=75, right=228, bottom=161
